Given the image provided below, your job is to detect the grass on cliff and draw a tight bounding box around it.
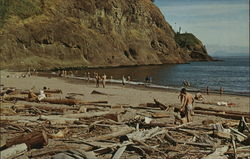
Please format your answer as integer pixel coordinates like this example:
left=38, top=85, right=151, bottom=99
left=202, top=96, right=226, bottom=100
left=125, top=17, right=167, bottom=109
left=174, top=33, right=201, bottom=48
left=0, top=0, right=42, bottom=27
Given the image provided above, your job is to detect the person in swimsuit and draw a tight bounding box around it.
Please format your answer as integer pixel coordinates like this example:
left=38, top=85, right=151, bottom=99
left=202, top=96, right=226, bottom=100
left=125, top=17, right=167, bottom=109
left=179, top=88, right=194, bottom=123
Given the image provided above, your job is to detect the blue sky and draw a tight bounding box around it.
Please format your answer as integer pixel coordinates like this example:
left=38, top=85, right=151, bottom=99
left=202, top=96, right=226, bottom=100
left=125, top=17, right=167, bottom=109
left=154, top=0, right=249, bottom=56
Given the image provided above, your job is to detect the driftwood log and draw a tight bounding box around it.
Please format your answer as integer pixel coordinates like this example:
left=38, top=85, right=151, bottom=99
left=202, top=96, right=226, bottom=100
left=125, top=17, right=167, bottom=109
left=87, top=127, right=134, bottom=141
left=42, top=98, right=108, bottom=105
left=164, top=132, right=214, bottom=148
left=194, top=107, right=250, bottom=117
left=194, top=110, right=250, bottom=120
left=153, top=99, right=168, bottom=110
left=4, top=130, right=48, bottom=150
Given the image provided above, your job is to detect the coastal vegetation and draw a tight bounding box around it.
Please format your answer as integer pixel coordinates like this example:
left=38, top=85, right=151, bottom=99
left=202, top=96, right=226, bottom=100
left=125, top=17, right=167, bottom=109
left=0, top=0, right=42, bottom=27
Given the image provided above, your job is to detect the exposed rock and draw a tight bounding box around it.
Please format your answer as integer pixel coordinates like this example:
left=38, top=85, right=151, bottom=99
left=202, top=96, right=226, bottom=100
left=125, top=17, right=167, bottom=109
left=0, top=0, right=212, bottom=70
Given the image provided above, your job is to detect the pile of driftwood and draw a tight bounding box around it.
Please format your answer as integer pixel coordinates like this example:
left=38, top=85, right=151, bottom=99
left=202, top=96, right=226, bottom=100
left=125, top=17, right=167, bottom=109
left=0, top=87, right=250, bottom=159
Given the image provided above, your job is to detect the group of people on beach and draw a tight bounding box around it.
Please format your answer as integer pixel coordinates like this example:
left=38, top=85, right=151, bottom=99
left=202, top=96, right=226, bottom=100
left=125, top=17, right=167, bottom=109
left=82, top=72, right=132, bottom=88
left=94, top=73, right=107, bottom=88
left=57, top=70, right=76, bottom=77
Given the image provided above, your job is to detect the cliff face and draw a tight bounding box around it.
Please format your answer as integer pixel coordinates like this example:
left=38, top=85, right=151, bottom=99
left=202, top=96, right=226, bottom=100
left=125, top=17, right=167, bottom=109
left=0, top=0, right=212, bottom=70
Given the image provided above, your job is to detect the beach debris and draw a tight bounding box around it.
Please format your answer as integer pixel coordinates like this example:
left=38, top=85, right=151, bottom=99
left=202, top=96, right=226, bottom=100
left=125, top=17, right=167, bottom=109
left=238, top=116, right=250, bottom=132
left=49, top=128, right=69, bottom=139
left=153, top=98, right=169, bottom=110
left=66, top=92, right=84, bottom=99
left=1, top=86, right=249, bottom=159
left=3, top=130, right=48, bottom=150
left=193, top=107, right=250, bottom=120
left=0, top=143, right=28, bottom=159
left=217, top=101, right=228, bottom=106
left=91, top=90, right=109, bottom=95
left=201, top=146, right=229, bottom=159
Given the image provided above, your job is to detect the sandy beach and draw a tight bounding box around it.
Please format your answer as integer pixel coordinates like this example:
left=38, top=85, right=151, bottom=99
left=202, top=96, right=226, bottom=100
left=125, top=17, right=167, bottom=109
left=1, top=70, right=249, bottom=113
left=0, top=70, right=250, bottom=159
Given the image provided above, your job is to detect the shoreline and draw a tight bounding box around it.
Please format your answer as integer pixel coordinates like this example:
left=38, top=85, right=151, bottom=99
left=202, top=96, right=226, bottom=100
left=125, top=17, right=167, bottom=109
left=2, top=69, right=249, bottom=97
left=1, top=58, right=217, bottom=72
left=44, top=73, right=250, bottom=97
left=1, top=70, right=249, bottom=112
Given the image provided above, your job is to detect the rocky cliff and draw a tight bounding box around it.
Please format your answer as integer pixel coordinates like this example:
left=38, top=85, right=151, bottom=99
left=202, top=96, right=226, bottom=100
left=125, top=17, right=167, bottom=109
left=0, top=0, right=212, bottom=70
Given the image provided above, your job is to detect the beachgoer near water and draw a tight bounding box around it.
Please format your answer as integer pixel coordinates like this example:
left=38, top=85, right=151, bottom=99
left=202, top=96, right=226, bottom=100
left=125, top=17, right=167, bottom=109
left=33, top=69, right=36, bottom=76
left=87, top=72, right=90, bottom=82
left=122, top=75, right=126, bottom=86
left=206, top=86, right=209, bottom=95
left=219, top=87, right=224, bottom=95
left=127, top=76, right=131, bottom=81
left=149, top=76, right=152, bottom=83
left=102, top=74, right=107, bottom=88
left=27, top=68, right=31, bottom=77
left=57, top=70, right=61, bottom=77
left=95, top=74, right=100, bottom=88
left=179, top=88, right=194, bottom=123
left=145, top=75, right=149, bottom=83
left=183, top=80, right=190, bottom=87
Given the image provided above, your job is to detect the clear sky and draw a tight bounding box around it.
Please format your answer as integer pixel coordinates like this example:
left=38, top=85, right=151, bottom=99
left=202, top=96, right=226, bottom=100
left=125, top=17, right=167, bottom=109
left=154, top=0, right=249, bottom=56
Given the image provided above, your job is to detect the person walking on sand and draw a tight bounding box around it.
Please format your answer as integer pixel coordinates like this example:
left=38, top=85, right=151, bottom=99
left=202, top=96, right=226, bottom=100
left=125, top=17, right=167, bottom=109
left=102, top=73, right=107, bottom=88
left=122, top=75, right=126, bottom=86
left=95, top=74, right=100, bottom=88
left=87, top=72, right=90, bottom=83
left=179, top=88, right=194, bottom=123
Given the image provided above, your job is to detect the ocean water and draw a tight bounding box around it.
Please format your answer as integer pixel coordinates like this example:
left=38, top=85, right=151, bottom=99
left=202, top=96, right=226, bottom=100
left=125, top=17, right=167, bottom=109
left=73, top=56, right=249, bottom=95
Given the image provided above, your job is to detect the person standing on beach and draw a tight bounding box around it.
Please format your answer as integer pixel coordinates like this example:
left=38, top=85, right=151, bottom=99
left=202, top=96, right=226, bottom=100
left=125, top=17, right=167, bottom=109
left=87, top=72, right=90, bottom=83
left=27, top=68, right=31, bottom=77
left=102, top=74, right=107, bottom=88
left=145, top=75, right=149, bottom=83
left=127, top=76, right=131, bottom=81
left=206, top=86, right=209, bottom=95
left=95, top=74, right=100, bottom=88
left=122, top=75, right=126, bottom=86
left=219, top=87, right=224, bottom=95
left=179, top=88, right=194, bottom=123
left=149, top=76, right=152, bottom=83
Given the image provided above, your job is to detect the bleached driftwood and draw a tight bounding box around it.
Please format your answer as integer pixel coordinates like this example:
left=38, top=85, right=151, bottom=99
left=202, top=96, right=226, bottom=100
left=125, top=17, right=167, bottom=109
left=202, top=146, right=229, bottom=159
left=0, top=143, right=27, bottom=159
left=112, top=145, right=127, bottom=159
